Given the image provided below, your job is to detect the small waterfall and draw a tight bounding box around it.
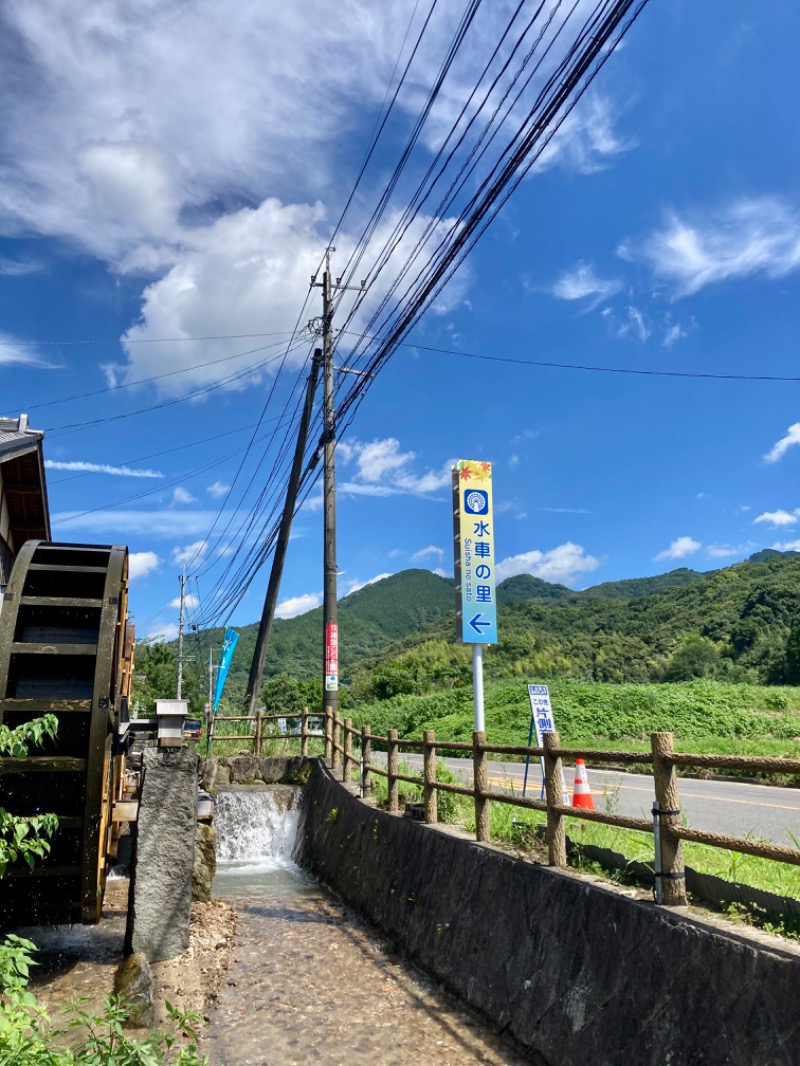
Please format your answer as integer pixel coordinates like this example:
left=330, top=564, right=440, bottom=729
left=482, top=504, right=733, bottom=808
left=215, top=787, right=302, bottom=865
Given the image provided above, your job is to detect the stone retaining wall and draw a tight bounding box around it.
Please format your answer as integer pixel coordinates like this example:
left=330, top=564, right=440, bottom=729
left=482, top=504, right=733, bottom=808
left=298, top=762, right=800, bottom=1066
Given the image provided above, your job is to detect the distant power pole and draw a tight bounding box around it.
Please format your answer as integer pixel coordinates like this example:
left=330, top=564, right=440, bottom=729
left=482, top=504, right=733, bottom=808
left=177, top=569, right=186, bottom=699
left=245, top=349, right=323, bottom=713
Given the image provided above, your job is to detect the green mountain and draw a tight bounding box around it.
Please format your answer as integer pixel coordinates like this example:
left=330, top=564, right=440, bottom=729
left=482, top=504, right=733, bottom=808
left=133, top=552, right=800, bottom=715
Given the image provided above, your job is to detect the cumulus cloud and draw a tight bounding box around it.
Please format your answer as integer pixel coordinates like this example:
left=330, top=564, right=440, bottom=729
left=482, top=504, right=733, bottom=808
left=495, top=542, right=599, bottom=585
left=772, top=540, right=800, bottom=552
left=207, top=481, right=230, bottom=498
left=339, top=436, right=452, bottom=500
left=764, top=424, right=800, bottom=464
left=128, top=551, right=160, bottom=580
left=655, top=536, right=701, bottom=561
left=619, top=197, right=800, bottom=296
left=45, top=460, right=163, bottom=478
left=171, top=486, right=197, bottom=505
left=275, top=592, right=321, bottom=619
left=754, top=509, right=798, bottom=527
left=0, top=3, right=631, bottom=395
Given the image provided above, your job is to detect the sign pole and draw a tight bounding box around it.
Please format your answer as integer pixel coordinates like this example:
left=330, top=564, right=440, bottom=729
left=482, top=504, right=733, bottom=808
left=521, top=715, right=535, bottom=797
left=472, top=645, right=485, bottom=732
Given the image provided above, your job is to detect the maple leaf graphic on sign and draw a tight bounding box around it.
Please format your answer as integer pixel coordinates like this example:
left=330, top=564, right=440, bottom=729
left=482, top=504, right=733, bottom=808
left=458, top=459, right=491, bottom=482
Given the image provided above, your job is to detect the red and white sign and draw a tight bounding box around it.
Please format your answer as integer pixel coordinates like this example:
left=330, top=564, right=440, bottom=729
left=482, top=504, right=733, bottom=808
left=325, top=622, right=338, bottom=691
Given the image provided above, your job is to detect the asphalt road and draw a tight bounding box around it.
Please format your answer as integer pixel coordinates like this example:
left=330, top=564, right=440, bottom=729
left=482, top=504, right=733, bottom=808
left=378, top=753, right=800, bottom=848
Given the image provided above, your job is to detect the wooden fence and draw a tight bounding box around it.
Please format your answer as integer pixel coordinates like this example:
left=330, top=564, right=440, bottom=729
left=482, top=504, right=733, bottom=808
left=208, top=709, right=323, bottom=757
left=209, top=706, right=800, bottom=907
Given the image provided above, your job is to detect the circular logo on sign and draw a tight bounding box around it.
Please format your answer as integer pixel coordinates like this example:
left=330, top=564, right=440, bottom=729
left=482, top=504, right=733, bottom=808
left=467, top=491, right=484, bottom=511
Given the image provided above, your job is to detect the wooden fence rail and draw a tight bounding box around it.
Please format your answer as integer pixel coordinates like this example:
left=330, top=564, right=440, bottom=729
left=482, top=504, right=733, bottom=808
left=207, top=704, right=800, bottom=907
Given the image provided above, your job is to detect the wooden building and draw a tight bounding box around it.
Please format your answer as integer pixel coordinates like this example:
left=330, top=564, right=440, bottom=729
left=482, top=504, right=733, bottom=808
left=0, top=414, right=50, bottom=609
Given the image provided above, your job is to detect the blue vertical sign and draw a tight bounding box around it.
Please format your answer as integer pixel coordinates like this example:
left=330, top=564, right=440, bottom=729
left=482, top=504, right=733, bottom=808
left=453, top=460, right=498, bottom=644
left=213, top=627, right=239, bottom=713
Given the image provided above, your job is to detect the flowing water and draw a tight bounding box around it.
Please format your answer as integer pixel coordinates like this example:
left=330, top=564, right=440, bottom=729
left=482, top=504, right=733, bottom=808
left=206, top=786, right=529, bottom=1066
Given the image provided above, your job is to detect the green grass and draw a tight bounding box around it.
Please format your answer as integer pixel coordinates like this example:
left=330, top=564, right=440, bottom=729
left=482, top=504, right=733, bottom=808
left=350, top=678, right=800, bottom=771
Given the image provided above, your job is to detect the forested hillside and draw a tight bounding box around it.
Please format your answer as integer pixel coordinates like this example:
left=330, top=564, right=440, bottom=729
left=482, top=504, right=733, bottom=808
left=132, top=551, right=800, bottom=714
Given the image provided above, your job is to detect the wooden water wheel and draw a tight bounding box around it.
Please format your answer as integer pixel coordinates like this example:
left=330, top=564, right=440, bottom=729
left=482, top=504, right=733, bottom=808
left=0, top=541, right=133, bottom=925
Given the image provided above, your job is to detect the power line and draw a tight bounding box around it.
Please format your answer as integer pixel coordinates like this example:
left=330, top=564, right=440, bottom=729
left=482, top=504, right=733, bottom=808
left=351, top=336, right=800, bottom=383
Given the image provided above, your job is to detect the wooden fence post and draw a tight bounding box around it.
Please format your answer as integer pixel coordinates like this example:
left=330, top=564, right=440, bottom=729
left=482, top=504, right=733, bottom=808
left=301, top=706, right=309, bottom=758
left=423, top=729, right=437, bottom=824
left=543, top=731, right=567, bottom=867
left=651, top=731, right=687, bottom=906
left=324, top=706, right=332, bottom=762
left=361, top=725, right=372, bottom=797
left=255, top=710, right=264, bottom=757
left=387, top=728, right=399, bottom=814
left=332, top=711, right=341, bottom=770
left=473, top=730, right=490, bottom=842
left=343, top=718, right=353, bottom=783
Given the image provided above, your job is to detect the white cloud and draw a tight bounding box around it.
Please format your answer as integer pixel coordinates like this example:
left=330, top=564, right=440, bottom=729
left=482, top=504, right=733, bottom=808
left=45, top=460, right=163, bottom=478
left=754, top=509, right=797, bottom=527
left=53, top=509, right=221, bottom=538
left=764, top=424, right=800, bottom=464
left=207, top=481, right=230, bottom=498
left=495, top=543, right=600, bottom=586
left=552, top=262, right=622, bottom=303
left=706, top=543, right=756, bottom=560
left=145, top=622, right=179, bottom=643
left=128, top=551, right=160, bottom=580
left=171, top=486, right=197, bottom=505
left=275, top=592, right=321, bottom=619
left=412, top=545, right=444, bottom=562
left=339, top=437, right=452, bottom=500
left=655, top=536, right=701, bottom=561
left=355, top=438, right=415, bottom=483
left=173, top=540, right=207, bottom=566
left=0, top=256, right=42, bottom=276
left=772, top=541, right=800, bottom=552
left=0, top=331, right=51, bottom=367
left=620, top=197, right=800, bottom=296
left=432, top=567, right=450, bottom=578
left=663, top=323, right=687, bottom=347
left=532, top=95, right=630, bottom=175
left=168, top=592, right=200, bottom=610
left=342, top=573, right=392, bottom=595
left=0, top=3, right=631, bottom=396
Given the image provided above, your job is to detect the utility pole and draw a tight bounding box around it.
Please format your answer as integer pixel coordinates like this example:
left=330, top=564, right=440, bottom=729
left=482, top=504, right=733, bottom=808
left=321, top=248, right=339, bottom=724
left=177, top=569, right=186, bottom=699
left=245, top=349, right=323, bottom=713
left=311, top=250, right=367, bottom=725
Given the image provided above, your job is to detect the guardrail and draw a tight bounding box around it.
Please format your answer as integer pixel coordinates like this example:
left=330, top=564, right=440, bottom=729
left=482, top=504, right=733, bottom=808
left=320, top=709, right=800, bottom=908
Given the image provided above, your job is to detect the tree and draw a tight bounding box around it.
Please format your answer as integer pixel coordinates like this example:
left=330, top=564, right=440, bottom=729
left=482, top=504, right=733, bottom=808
left=662, top=633, right=719, bottom=683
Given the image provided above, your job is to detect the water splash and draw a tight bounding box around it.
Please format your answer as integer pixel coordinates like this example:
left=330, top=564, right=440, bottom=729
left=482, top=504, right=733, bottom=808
left=215, top=787, right=302, bottom=864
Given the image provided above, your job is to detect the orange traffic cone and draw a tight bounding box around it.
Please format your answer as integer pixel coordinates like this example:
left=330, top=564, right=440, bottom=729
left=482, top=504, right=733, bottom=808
left=571, top=758, right=595, bottom=811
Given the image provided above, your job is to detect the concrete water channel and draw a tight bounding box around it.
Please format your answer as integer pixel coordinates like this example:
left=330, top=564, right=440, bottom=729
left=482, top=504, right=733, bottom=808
left=205, top=785, right=529, bottom=1066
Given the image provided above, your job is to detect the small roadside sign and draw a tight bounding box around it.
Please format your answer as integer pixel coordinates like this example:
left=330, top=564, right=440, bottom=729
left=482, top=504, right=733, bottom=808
left=528, top=684, right=556, bottom=745
left=524, top=683, right=569, bottom=803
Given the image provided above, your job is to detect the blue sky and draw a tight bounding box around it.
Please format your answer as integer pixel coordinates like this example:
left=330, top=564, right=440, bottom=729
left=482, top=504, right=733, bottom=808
left=1, top=1, right=800, bottom=643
